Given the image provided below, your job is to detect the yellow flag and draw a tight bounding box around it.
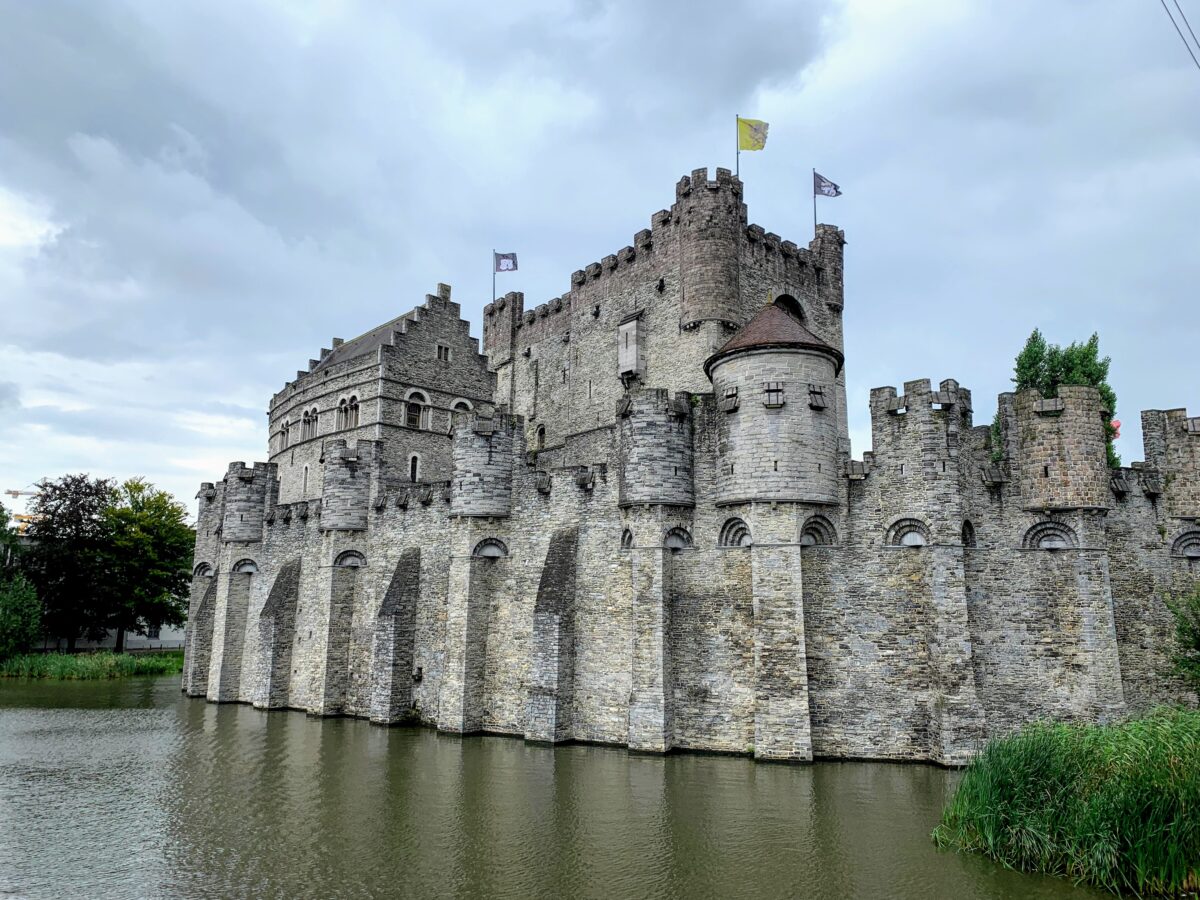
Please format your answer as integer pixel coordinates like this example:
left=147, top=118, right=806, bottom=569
left=737, top=117, right=769, bottom=151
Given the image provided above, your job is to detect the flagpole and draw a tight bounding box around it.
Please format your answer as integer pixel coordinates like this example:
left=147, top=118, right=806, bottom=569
left=735, top=115, right=740, bottom=177
left=812, top=169, right=818, bottom=237
left=491, top=249, right=495, bottom=303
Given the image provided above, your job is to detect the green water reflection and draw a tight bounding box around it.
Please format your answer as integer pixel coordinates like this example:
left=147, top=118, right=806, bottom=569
left=0, top=678, right=1104, bottom=899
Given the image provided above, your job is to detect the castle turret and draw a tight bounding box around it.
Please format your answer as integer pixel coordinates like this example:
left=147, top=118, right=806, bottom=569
left=617, top=388, right=695, bottom=508
left=1142, top=408, right=1200, bottom=519
left=674, top=167, right=747, bottom=329
left=868, top=378, right=972, bottom=539
left=451, top=411, right=522, bottom=517
left=321, top=439, right=379, bottom=531
left=220, top=462, right=273, bottom=542
left=1012, top=386, right=1109, bottom=511
left=706, top=300, right=843, bottom=505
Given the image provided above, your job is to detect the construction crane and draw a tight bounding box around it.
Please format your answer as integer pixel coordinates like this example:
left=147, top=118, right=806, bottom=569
left=5, top=489, right=38, bottom=499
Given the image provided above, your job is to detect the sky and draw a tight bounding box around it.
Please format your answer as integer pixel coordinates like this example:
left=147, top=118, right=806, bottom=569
left=1, top=0, right=1198, bottom=521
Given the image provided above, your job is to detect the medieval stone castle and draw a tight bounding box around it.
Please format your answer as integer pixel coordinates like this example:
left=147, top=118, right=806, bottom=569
left=183, top=167, right=1199, bottom=765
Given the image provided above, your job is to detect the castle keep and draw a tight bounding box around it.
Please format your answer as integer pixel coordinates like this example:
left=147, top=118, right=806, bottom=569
left=184, top=168, right=1199, bottom=764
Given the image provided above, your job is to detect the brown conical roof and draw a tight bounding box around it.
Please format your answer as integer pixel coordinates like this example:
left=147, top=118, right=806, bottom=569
left=704, top=300, right=844, bottom=379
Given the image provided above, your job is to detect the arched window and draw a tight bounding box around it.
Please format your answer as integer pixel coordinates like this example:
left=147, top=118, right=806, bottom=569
left=347, top=395, right=360, bottom=429
left=337, top=397, right=349, bottom=430
left=193, top=563, right=214, bottom=578
left=302, top=464, right=309, bottom=495
left=301, top=410, right=311, bottom=441
left=406, top=391, right=428, bottom=430
left=472, top=538, right=508, bottom=559
left=232, top=559, right=259, bottom=574
left=961, top=520, right=977, bottom=548
left=718, top=517, right=752, bottom=547
left=801, top=515, right=837, bottom=547
left=409, top=454, right=420, bottom=483
left=1171, top=530, right=1200, bottom=559
left=887, top=518, right=930, bottom=547
left=333, top=550, right=366, bottom=568
left=664, top=528, right=692, bottom=552
left=621, top=528, right=634, bottom=550
left=536, top=425, right=546, bottom=450
left=281, top=420, right=291, bottom=449
left=1022, top=521, right=1078, bottom=551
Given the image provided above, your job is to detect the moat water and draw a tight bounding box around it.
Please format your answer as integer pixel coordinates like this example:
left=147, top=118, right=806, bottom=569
left=0, top=677, right=1105, bottom=900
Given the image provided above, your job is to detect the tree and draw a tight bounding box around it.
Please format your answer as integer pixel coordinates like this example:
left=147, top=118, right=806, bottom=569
left=101, top=478, right=194, bottom=652
left=1166, top=582, right=1200, bottom=693
left=21, top=474, right=116, bottom=650
left=0, top=574, right=42, bottom=660
left=0, top=502, right=21, bottom=572
left=993, top=329, right=1121, bottom=468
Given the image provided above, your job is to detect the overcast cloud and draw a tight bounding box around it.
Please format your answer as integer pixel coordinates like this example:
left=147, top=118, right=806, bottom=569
left=1, top=0, right=1198, bottom=518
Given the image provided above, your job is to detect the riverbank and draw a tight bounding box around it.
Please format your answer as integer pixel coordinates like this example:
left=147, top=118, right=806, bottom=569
left=933, top=708, right=1200, bottom=896
left=0, top=650, right=184, bottom=679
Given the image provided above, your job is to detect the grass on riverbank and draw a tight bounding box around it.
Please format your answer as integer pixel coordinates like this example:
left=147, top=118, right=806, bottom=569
left=933, top=708, right=1200, bottom=896
left=0, top=650, right=184, bottom=680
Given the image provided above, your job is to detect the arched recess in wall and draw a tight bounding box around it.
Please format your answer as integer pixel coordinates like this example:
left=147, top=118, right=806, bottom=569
left=232, top=559, right=259, bottom=574
left=773, top=294, right=805, bottom=321
left=193, top=562, right=215, bottom=578
left=333, top=550, right=367, bottom=568
left=535, top=425, right=546, bottom=451
left=1022, top=521, right=1078, bottom=551
left=405, top=389, right=429, bottom=430
left=449, top=399, right=473, bottom=433
left=718, top=517, right=752, bottom=547
left=472, top=538, right=508, bottom=559
left=801, top=515, right=837, bottom=547
left=961, top=520, right=977, bottom=548
left=1170, top=530, right=1200, bottom=559
left=620, top=528, right=634, bottom=550
left=886, top=517, right=931, bottom=547
left=664, top=527, right=693, bottom=552
left=408, top=454, right=421, bottom=483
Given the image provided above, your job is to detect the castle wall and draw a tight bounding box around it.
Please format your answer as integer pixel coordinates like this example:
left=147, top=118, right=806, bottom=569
left=184, top=167, right=1198, bottom=769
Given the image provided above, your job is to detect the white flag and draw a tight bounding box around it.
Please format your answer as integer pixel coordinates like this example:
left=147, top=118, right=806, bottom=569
left=494, top=252, right=518, bottom=273
left=813, top=171, right=842, bottom=197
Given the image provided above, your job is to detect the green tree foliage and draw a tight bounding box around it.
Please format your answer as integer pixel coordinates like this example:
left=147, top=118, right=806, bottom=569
left=101, top=479, right=194, bottom=652
left=0, top=574, right=42, bottom=660
left=22, top=474, right=116, bottom=649
left=1166, top=582, right=1200, bottom=693
left=991, top=329, right=1121, bottom=468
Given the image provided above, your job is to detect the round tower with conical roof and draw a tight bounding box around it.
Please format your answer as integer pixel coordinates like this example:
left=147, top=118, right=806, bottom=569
left=705, top=299, right=844, bottom=505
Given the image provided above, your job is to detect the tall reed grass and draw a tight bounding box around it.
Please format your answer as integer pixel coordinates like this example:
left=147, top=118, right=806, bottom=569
left=0, top=650, right=184, bottom=679
left=933, top=709, right=1200, bottom=896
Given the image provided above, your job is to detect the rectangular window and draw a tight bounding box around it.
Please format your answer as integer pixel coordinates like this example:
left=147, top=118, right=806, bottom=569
left=722, top=387, right=739, bottom=412
left=763, top=382, right=785, bottom=408
left=808, top=384, right=827, bottom=410
left=437, top=344, right=451, bottom=362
